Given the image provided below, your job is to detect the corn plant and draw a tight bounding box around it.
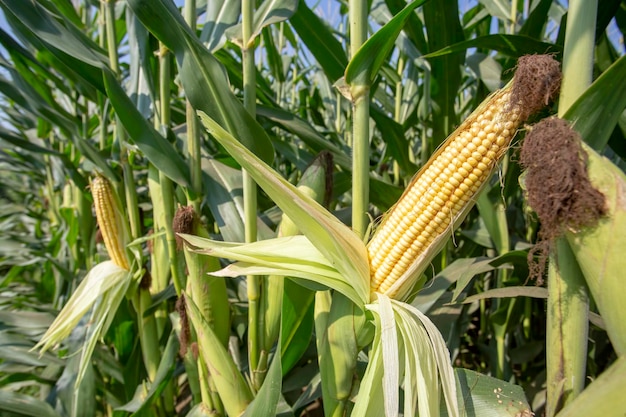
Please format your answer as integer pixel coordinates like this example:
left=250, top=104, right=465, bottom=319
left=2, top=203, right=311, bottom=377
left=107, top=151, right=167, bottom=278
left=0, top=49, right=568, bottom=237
left=0, top=1, right=625, bottom=417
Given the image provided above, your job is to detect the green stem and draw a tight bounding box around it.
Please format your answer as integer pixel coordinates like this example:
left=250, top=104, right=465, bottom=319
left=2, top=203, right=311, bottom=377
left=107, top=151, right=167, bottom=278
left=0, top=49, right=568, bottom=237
left=184, top=0, right=202, bottom=213
left=105, top=0, right=141, bottom=240
left=546, top=240, right=588, bottom=416
left=352, top=95, right=370, bottom=238
left=134, top=290, right=161, bottom=382
left=104, top=0, right=119, bottom=75
left=154, top=43, right=178, bottom=416
left=558, top=0, right=598, bottom=116
left=393, top=56, right=404, bottom=185
left=349, top=0, right=369, bottom=239
left=157, top=45, right=184, bottom=296
left=105, top=6, right=165, bottom=413
left=241, top=0, right=264, bottom=390
left=509, top=0, right=518, bottom=34
left=543, top=0, right=597, bottom=413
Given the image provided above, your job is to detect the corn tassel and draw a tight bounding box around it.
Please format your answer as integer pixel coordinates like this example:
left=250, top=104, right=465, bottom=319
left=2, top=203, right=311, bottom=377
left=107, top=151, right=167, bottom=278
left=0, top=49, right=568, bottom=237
left=368, top=54, right=561, bottom=299
left=92, top=175, right=131, bottom=270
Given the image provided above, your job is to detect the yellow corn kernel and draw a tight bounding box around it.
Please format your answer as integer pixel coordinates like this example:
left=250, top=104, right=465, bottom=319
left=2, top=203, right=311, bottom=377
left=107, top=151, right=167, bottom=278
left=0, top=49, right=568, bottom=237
left=368, top=88, right=521, bottom=298
left=92, top=175, right=130, bottom=270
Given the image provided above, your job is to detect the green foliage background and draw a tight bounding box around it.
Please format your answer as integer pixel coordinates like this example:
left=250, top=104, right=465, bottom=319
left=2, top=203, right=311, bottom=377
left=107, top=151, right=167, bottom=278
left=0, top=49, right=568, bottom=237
left=0, top=0, right=624, bottom=416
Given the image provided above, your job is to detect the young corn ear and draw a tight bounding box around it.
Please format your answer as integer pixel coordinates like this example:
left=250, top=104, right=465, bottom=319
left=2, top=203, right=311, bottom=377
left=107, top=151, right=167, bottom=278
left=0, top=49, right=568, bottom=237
left=91, top=175, right=131, bottom=270
left=174, top=206, right=230, bottom=348
left=367, top=54, right=561, bottom=300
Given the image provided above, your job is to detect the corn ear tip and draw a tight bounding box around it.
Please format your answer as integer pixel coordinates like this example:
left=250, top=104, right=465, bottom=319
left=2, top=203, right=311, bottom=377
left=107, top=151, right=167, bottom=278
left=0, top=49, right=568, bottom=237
left=511, top=54, right=562, bottom=120
left=173, top=206, right=198, bottom=250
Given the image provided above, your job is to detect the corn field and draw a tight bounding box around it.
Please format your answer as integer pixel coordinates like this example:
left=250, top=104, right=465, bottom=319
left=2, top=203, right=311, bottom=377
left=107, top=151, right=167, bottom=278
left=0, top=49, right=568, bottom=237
left=1, top=0, right=625, bottom=416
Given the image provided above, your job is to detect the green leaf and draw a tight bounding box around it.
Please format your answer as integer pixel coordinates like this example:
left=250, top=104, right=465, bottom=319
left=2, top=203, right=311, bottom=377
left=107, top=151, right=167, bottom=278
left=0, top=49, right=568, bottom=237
left=280, top=280, right=314, bottom=375
left=563, top=54, right=626, bottom=151
left=345, top=0, right=428, bottom=85
left=202, top=158, right=275, bottom=243
left=231, top=0, right=298, bottom=46
left=102, top=72, right=190, bottom=186
left=0, top=0, right=191, bottom=186
left=257, top=105, right=352, bottom=170
left=519, top=0, right=553, bottom=39
left=446, top=369, right=532, bottom=417
left=0, top=389, right=60, bottom=417
left=423, top=0, right=465, bottom=145
left=478, top=0, right=510, bottom=23
left=198, top=113, right=370, bottom=303
left=476, top=191, right=509, bottom=255
left=117, top=331, right=179, bottom=415
left=370, top=107, right=418, bottom=175
left=200, top=0, right=241, bottom=52
left=0, top=71, right=76, bottom=136
left=126, top=0, right=275, bottom=165
left=288, top=0, right=347, bottom=83
left=555, top=356, right=626, bottom=417
left=242, top=337, right=283, bottom=417
left=422, top=34, right=561, bottom=59
left=461, top=286, right=548, bottom=304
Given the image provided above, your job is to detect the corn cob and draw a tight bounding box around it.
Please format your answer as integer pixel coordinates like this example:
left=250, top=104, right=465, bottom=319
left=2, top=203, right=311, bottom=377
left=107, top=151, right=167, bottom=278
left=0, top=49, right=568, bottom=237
left=367, top=55, right=561, bottom=299
left=92, top=175, right=131, bottom=270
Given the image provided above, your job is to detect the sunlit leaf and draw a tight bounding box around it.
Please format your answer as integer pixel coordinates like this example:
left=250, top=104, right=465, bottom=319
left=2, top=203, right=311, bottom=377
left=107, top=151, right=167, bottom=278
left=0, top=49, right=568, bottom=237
left=35, top=261, right=130, bottom=354
left=126, top=0, right=275, bottom=165
left=422, top=34, right=560, bottom=59
left=181, top=234, right=364, bottom=305
left=564, top=142, right=626, bottom=355
left=229, top=0, right=298, bottom=47
left=563, top=54, right=626, bottom=151
left=346, top=0, right=428, bottom=85
left=445, top=369, right=532, bottom=417
left=200, top=0, right=241, bottom=51
left=198, top=113, right=370, bottom=303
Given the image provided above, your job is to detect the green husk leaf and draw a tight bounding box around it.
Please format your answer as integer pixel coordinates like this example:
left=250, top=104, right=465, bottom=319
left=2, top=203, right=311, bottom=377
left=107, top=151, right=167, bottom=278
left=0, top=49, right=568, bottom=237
left=185, top=295, right=253, bottom=417
left=392, top=299, right=459, bottom=417
left=75, top=275, right=132, bottom=390
left=378, top=295, right=399, bottom=417
left=351, top=317, right=385, bottom=417
left=35, top=261, right=130, bottom=354
left=181, top=234, right=364, bottom=305
left=316, top=294, right=366, bottom=417
left=198, top=112, right=370, bottom=304
left=358, top=298, right=459, bottom=417
left=564, top=142, right=626, bottom=355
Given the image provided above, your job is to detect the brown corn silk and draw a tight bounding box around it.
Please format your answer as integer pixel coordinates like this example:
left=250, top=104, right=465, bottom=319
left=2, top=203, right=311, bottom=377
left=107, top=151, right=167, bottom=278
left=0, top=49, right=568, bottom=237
left=520, top=117, right=607, bottom=282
